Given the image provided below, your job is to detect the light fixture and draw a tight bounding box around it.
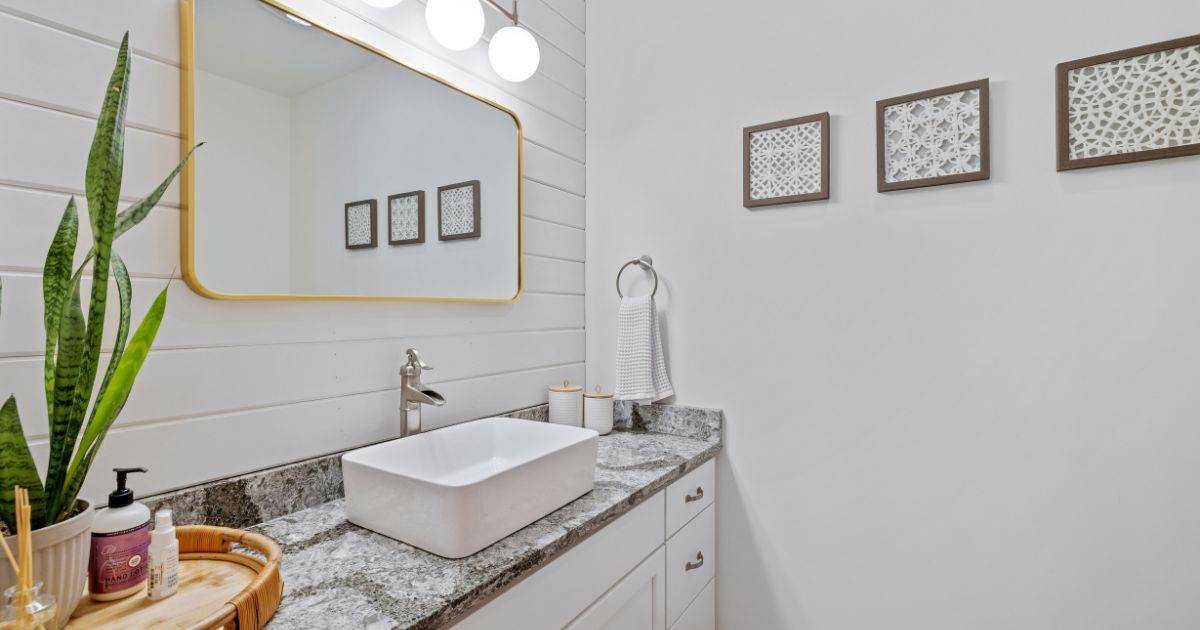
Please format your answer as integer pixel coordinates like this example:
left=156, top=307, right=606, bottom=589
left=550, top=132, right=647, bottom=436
left=488, top=25, right=539, bottom=82
left=259, top=3, right=312, bottom=27
left=425, top=0, right=485, bottom=51
left=360, top=0, right=403, bottom=7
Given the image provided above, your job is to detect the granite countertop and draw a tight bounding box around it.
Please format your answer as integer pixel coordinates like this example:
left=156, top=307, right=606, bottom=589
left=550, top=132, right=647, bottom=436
left=252, top=405, right=722, bottom=629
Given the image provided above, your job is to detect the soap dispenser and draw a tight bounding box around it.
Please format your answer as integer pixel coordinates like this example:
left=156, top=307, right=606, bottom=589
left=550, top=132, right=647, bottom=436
left=89, top=467, right=152, bottom=601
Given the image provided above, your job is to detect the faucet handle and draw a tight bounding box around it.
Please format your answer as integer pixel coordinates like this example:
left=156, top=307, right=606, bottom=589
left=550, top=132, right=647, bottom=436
left=405, top=348, right=432, bottom=372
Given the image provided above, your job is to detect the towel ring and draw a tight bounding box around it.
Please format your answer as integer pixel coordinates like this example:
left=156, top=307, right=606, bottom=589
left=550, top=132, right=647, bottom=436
left=615, top=255, right=658, bottom=298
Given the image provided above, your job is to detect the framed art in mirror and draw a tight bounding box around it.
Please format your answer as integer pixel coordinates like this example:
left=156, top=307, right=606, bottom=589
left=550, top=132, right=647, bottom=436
left=388, top=191, right=425, bottom=245
left=438, top=180, right=482, bottom=241
left=344, top=199, right=377, bottom=249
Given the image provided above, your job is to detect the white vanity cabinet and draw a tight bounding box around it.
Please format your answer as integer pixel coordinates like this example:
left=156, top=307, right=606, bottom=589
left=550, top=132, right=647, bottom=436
left=452, top=458, right=717, bottom=630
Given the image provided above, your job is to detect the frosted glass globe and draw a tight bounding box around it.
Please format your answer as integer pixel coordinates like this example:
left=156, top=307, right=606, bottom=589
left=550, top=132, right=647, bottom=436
left=425, top=0, right=484, bottom=51
left=360, top=0, right=402, bottom=8
left=488, top=26, right=540, bottom=82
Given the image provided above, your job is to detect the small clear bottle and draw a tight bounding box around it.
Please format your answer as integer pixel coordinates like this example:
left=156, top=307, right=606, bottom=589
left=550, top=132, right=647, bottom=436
left=147, top=508, right=179, bottom=601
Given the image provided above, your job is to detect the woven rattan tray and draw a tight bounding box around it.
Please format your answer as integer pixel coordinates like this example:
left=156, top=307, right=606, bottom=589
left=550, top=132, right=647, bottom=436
left=67, top=525, right=283, bottom=629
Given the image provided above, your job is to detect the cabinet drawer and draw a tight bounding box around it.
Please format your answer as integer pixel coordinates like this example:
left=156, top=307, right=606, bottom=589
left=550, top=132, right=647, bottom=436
left=665, top=504, right=715, bottom=626
left=666, top=459, right=714, bottom=537
left=670, top=578, right=714, bottom=630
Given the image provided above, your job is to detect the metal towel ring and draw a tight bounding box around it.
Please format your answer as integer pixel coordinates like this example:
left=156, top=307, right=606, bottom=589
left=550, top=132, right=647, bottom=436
left=615, top=255, right=658, bottom=298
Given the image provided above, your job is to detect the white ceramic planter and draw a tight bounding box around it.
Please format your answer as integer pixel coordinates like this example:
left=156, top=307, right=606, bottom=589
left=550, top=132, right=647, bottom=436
left=0, top=499, right=95, bottom=629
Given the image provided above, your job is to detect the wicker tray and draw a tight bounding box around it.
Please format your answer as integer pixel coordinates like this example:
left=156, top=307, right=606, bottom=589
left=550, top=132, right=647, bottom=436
left=67, top=526, right=283, bottom=630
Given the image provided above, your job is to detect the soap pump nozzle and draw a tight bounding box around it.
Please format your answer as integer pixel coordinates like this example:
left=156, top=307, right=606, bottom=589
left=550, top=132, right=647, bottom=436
left=109, top=467, right=147, bottom=508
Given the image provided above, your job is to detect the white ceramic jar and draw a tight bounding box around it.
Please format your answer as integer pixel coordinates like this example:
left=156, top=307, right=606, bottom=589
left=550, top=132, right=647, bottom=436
left=548, top=380, right=583, bottom=426
left=583, top=386, right=614, bottom=435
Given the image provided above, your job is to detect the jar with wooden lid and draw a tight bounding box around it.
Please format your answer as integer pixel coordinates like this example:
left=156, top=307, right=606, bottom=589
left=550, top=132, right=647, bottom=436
left=583, top=386, right=614, bottom=435
left=548, top=379, right=583, bottom=426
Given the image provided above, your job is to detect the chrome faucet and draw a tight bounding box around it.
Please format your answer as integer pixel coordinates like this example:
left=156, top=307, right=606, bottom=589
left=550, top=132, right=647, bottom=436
left=399, top=348, right=446, bottom=438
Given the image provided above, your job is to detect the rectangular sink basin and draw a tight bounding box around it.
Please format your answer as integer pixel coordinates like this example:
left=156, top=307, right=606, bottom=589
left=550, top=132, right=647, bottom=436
left=343, top=418, right=599, bottom=558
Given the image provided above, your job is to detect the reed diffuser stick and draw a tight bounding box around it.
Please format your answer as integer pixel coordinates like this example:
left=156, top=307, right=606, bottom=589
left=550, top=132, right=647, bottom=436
left=0, top=524, right=18, bottom=577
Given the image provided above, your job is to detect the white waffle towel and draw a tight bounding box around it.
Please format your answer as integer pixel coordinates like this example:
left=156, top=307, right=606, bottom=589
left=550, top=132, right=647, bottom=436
left=615, top=295, right=673, bottom=403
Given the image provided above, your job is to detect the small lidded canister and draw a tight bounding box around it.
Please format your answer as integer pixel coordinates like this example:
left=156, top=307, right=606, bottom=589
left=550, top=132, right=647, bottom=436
left=548, top=379, right=583, bottom=426
left=583, top=385, right=614, bottom=435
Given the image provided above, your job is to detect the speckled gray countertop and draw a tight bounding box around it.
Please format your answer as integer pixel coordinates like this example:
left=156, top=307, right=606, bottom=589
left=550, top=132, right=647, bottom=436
left=253, top=405, right=722, bottom=629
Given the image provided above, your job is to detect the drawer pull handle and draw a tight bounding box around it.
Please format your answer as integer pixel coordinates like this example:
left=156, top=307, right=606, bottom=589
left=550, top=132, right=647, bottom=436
left=684, top=487, right=704, bottom=503
left=685, top=551, right=705, bottom=571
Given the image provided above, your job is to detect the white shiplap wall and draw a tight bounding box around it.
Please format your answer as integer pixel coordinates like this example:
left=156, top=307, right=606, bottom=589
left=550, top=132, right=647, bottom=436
left=0, top=0, right=585, bottom=500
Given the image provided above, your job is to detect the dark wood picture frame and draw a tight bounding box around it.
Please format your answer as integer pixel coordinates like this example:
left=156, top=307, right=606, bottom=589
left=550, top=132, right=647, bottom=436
left=876, top=78, right=990, bottom=192
left=742, top=112, right=831, bottom=208
left=387, top=190, right=425, bottom=245
left=1056, top=34, right=1200, bottom=171
left=344, top=199, right=377, bottom=249
left=437, top=180, right=482, bottom=241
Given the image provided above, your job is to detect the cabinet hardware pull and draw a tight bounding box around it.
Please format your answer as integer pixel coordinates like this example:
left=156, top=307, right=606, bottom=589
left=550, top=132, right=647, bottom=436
left=684, top=487, right=704, bottom=503
left=685, top=551, right=704, bottom=571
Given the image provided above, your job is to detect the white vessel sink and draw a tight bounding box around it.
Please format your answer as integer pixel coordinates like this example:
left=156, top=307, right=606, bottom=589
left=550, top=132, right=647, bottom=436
left=342, top=418, right=599, bottom=558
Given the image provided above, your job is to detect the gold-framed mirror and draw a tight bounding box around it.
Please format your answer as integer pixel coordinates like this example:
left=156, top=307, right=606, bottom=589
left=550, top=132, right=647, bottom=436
left=179, top=0, right=522, bottom=302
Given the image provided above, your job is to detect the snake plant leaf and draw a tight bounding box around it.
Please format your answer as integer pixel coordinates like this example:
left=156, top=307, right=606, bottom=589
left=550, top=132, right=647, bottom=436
left=68, top=144, right=202, bottom=277
left=93, top=252, right=131, bottom=412
left=85, top=32, right=129, bottom=239
left=42, top=198, right=79, bottom=412
left=0, top=398, right=46, bottom=531
left=43, top=278, right=86, bottom=511
left=57, top=284, right=166, bottom=522
left=115, top=143, right=202, bottom=239
left=69, top=32, right=129, bottom=477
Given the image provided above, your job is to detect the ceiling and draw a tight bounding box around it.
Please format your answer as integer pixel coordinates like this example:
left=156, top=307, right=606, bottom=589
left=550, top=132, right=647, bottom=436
left=196, top=0, right=381, bottom=97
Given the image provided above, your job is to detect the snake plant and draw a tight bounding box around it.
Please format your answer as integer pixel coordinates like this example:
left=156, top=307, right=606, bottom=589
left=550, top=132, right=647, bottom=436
left=0, top=33, right=199, bottom=531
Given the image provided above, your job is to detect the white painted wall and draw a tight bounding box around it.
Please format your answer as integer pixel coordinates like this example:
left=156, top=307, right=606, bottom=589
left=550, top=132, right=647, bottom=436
left=195, top=69, right=292, bottom=294
left=288, top=61, right=519, bottom=298
left=586, top=1, right=1200, bottom=628
left=0, top=0, right=584, bottom=502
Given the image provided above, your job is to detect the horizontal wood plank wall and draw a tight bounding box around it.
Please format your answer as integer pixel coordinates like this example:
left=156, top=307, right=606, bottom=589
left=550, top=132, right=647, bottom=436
left=0, top=0, right=585, bottom=500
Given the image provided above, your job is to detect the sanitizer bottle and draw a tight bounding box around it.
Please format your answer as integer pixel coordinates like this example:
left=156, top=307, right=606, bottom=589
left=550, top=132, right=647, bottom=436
left=147, top=508, right=179, bottom=600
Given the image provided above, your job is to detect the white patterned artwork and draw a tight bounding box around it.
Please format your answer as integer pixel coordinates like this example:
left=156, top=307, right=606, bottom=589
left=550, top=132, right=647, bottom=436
left=344, top=199, right=376, bottom=249
left=1058, top=36, right=1200, bottom=170
left=743, top=113, right=829, bottom=207
left=438, top=180, right=481, bottom=240
left=388, top=191, right=424, bottom=245
left=877, top=79, right=990, bottom=191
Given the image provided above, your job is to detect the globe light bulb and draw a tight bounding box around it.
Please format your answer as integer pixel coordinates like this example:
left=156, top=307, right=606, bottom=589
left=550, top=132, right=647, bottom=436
left=425, top=0, right=485, bottom=51
left=360, top=0, right=403, bottom=7
left=488, top=25, right=540, bottom=82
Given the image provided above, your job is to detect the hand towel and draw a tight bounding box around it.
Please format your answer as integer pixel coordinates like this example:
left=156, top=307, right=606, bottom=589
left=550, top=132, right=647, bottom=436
left=615, top=295, right=674, bottom=403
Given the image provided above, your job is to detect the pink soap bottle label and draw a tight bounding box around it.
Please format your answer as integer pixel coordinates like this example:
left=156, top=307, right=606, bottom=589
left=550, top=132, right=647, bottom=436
left=89, top=521, right=151, bottom=594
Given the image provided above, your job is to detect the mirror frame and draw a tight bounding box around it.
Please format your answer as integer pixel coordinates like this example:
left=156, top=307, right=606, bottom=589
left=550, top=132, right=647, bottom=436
left=178, top=0, right=523, bottom=302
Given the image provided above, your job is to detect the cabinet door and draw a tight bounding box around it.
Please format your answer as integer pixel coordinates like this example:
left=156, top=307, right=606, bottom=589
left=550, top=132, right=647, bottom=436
left=671, top=579, right=715, bottom=630
left=567, top=547, right=666, bottom=630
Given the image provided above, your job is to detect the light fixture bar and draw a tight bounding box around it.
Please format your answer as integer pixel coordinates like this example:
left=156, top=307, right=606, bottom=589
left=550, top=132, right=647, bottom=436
left=481, top=0, right=518, bottom=25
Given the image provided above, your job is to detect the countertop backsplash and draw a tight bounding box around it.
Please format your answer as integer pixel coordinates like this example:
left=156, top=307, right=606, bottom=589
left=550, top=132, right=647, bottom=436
left=143, top=401, right=709, bottom=529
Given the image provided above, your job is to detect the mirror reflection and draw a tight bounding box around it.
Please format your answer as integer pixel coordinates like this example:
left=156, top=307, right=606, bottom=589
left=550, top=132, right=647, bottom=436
left=187, top=0, right=521, bottom=300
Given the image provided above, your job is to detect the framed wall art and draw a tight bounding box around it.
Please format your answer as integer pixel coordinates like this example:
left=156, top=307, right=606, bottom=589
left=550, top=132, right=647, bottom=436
left=1057, top=34, right=1200, bottom=171
left=743, top=112, right=830, bottom=207
left=387, top=190, right=425, bottom=245
left=438, top=180, right=481, bottom=241
left=876, top=78, right=990, bottom=192
left=344, top=199, right=377, bottom=249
